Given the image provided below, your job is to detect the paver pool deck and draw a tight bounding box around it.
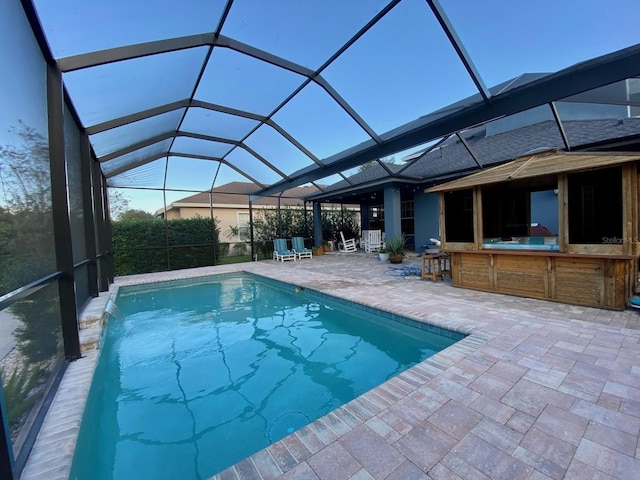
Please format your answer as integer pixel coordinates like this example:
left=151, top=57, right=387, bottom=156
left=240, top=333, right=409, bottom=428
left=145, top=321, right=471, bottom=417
left=21, top=251, right=640, bottom=479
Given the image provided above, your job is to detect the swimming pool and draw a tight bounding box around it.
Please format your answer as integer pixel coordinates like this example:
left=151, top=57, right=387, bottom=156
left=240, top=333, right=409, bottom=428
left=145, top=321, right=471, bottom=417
left=70, top=273, right=462, bottom=480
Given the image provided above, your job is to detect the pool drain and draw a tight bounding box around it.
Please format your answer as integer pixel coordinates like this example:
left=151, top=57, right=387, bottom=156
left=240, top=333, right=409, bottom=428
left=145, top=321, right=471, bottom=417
left=267, top=410, right=311, bottom=442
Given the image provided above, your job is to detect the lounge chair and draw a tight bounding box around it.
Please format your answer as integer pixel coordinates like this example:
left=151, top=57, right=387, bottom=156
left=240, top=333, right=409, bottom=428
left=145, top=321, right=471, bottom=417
left=273, top=238, right=296, bottom=262
left=338, top=231, right=357, bottom=252
left=292, top=237, right=313, bottom=259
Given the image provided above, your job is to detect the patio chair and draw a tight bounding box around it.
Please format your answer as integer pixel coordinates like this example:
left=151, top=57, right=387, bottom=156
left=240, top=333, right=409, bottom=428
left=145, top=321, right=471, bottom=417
left=363, top=229, right=382, bottom=253
left=273, top=238, right=297, bottom=262
left=338, top=231, right=357, bottom=252
left=291, top=236, right=313, bottom=259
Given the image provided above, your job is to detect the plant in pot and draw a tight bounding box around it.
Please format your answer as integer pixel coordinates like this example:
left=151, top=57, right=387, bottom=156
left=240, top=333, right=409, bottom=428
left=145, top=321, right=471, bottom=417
left=385, top=235, right=405, bottom=264
left=378, top=245, right=390, bottom=261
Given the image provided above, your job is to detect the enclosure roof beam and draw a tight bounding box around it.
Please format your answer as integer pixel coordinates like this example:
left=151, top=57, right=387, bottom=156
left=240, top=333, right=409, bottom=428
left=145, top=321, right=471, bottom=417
left=455, top=132, right=483, bottom=169
left=255, top=43, right=640, bottom=197
left=549, top=102, right=571, bottom=151
left=426, top=0, right=492, bottom=104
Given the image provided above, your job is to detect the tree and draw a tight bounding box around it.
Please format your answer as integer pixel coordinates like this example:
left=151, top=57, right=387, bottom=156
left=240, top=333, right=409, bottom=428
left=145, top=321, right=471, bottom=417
left=0, top=122, right=55, bottom=291
left=359, top=161, right=376, bottom=171
left=107, top=189, right=131, bottom=220
left=0, top=123, right=61, bottom=364
left=358, top=156, right=396, bottom=172
left=119, top=209, right=155, bottom=221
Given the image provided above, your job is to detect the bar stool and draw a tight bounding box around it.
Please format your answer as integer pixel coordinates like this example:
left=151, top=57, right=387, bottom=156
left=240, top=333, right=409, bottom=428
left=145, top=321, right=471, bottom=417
left=440, top=252, right=451, bottom=277
left=421, top=252, right=443, bottom=282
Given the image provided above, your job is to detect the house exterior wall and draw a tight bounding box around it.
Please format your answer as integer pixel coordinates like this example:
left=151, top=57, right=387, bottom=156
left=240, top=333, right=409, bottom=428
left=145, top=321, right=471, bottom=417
left=384, top=187, right=402, bottom=240
left=414, top=191, right=440, bottom=250
left=160, top=206, right=214, bottom=220
left=164, top=208, right=183, bottom=220
left=531, top=190, right=559, bottom=234
left=164, top=206, right=248, bottom=242
left=217, top=209, right=246, bottom=242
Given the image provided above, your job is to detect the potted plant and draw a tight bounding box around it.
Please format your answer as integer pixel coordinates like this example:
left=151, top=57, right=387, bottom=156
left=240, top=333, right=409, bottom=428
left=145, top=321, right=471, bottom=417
left=378, top=246, right=390, bottom=262
left=385, top=235, right=405, bottom=264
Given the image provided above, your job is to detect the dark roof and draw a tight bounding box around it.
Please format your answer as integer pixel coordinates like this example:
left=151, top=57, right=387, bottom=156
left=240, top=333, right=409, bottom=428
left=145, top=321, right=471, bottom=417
left=310, top=117, right=640, bottom=199
left=405, top=118, right=640, bottom=179
left=426, top=151, right=640, bottom=192
left=322, top=162, right=405, bottom=193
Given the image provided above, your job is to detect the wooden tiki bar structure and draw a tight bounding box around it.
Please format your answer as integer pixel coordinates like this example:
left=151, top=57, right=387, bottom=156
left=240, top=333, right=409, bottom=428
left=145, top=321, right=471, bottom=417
left=427, top=151, right=640, bottom=310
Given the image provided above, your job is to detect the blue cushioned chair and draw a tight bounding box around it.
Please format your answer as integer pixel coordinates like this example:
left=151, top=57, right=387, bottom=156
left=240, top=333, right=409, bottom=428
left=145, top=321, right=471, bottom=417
left=273, top=238, right=296, bottom=262
left=292, top=237, right=312, bottom=259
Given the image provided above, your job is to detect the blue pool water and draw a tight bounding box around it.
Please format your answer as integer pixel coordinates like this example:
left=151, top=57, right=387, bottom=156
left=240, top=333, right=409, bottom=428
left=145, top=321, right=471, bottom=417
left=70, top=273, right=461, bottom=480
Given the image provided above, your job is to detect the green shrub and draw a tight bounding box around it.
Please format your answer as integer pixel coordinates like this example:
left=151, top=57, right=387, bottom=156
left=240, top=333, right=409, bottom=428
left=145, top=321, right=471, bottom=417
left=112, top=217, right=222, bottom=275
left=232, top=242, right=247, bottom=255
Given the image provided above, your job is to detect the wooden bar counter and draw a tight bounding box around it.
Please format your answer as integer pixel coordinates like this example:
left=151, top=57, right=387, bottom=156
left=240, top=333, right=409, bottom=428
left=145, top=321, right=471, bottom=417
left=448, top=249, right=635, bottom=311
left=426, top=152, right=640, bottom=311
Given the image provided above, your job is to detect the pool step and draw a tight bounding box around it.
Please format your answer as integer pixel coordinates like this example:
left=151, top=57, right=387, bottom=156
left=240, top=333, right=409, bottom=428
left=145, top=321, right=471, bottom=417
left=77, top=290, right=113, bottom=353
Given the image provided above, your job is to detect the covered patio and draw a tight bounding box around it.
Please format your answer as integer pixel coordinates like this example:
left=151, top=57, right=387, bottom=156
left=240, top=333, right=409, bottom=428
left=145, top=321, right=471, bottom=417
left=23, top=252, right=640, bottom=479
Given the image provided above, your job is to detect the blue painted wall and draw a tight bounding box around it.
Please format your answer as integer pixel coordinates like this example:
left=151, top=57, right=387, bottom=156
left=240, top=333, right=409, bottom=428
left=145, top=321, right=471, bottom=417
left=384, top=187, right=402, bottom=240
left=531, top=190, right=559, bottom=234
left=413, top=191, right=440, bottom=252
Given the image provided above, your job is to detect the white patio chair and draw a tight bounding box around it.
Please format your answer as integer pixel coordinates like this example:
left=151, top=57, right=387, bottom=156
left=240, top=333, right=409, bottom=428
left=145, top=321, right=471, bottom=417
left=338, top=231, right=357, bottom=252
left=363, top=229, right=382, bottom=253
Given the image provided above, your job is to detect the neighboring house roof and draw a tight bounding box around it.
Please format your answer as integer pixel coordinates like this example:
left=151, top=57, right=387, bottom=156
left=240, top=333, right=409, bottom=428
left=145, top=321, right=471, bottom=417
left=163, top=182, right=354, bottom=211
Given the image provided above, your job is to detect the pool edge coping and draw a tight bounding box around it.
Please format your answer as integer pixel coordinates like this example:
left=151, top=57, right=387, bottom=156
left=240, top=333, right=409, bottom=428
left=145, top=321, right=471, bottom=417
left=19, top=263, right=484, bottom=480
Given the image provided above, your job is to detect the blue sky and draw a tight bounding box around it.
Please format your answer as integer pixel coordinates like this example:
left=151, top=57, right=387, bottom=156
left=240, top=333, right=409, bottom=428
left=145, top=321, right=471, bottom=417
left=3, top=0, right=640, bottom=213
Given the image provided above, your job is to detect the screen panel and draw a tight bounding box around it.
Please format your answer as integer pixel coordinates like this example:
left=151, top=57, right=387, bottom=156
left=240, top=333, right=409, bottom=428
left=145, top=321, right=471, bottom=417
left=323, top=0, right=478, bottom=136
left=195, top=48, right=306, bottom=116
left=0, top=0, right=56, bottom=294
left=224, top=148, right=284, bottom=186
left=180, top=108, right=259, bottom=141
left=440, top=0, right=640, bottom=88
left=220, top=0, right=390, bottom=70
left=244, top=124, right=315, bottom=176
left=273, top=82, right=371, bottom=160
left=101, top=140, right=172, bottom=177
left=107, top=159, right=167, bottom=189
left=33, top=0, right=227, bottom=58
left=63, top=47, right=208, bottom=127
left=90, top=109, right=185, bottom=158
left=165, top=157, right=220, bottom=191
left=170, top=137, right=234, bottom=159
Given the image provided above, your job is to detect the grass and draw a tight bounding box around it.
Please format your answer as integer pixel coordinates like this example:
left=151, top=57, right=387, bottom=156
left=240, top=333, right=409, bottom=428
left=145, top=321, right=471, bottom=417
left=218, top=252, right=273, bottom=265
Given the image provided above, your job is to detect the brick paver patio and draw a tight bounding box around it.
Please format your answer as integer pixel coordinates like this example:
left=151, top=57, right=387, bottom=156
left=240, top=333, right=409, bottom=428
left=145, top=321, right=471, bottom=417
left=22, top=251, right=640, bottom=479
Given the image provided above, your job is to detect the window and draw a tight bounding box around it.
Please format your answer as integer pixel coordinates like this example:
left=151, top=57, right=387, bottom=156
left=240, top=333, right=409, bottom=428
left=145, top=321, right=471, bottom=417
left=401, top=200, right=414, bottom=235
left=444, top=189, right=474, bottom=243
left=368, top=205, right=384, bottom=230
left=238, top=212, right=250, bottom=241
left=568, top=167, right=622, bottom=244
left=481, top=182, right=559, bottom=250
left=482, top=186, right=529, bottom=239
